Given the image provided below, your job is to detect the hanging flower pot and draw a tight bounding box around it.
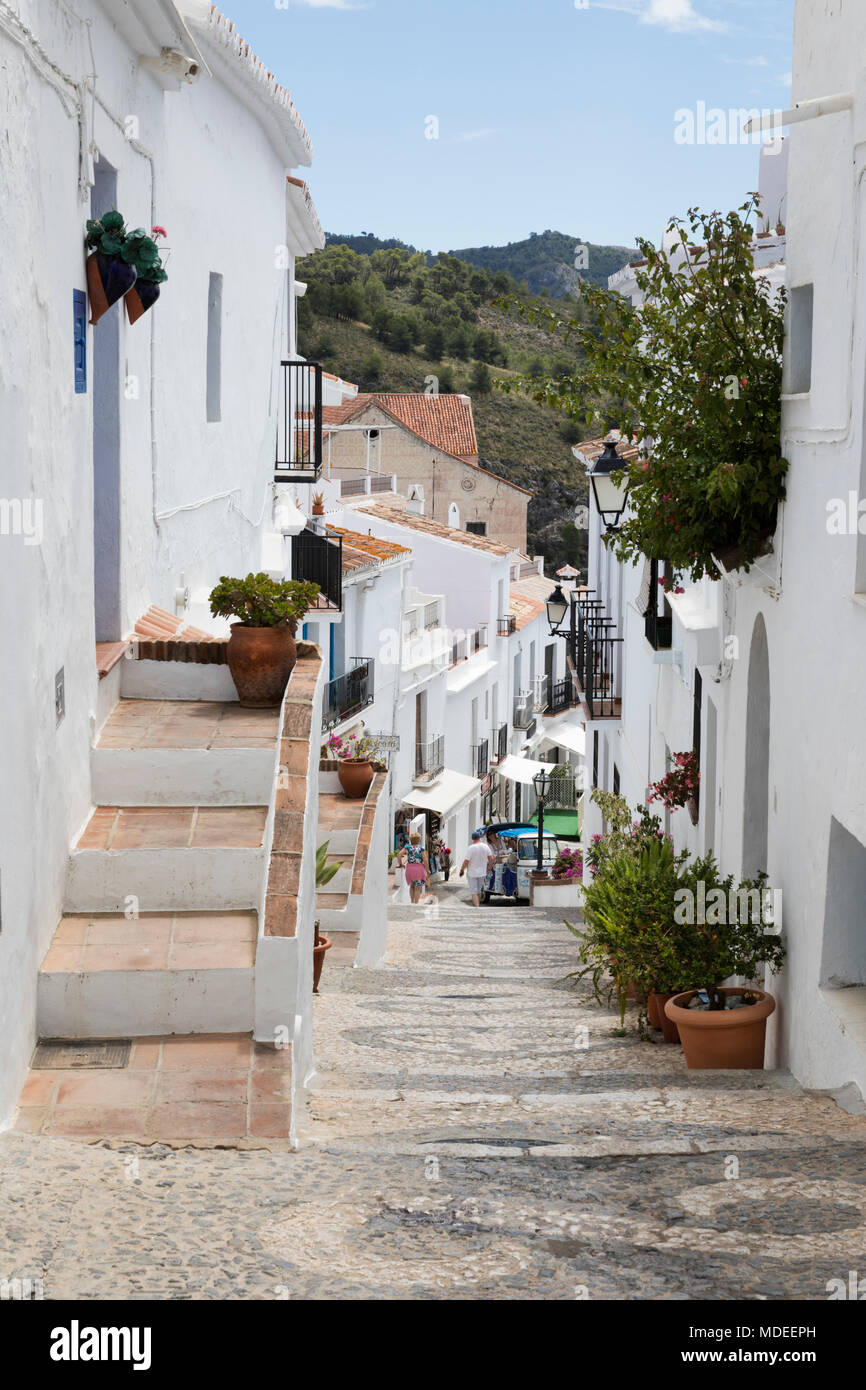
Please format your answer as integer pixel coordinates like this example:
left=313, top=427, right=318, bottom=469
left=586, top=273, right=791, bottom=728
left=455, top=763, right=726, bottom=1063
left=125, top=280, right=161, bottom=324
left=86, top=252, right=137, bottom=325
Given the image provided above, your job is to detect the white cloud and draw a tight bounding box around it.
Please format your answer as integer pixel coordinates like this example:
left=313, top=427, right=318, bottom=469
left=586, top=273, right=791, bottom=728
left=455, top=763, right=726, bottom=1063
left=455, top=128, right=497, bottom=143
left=592, top=0, right=727, bottom=33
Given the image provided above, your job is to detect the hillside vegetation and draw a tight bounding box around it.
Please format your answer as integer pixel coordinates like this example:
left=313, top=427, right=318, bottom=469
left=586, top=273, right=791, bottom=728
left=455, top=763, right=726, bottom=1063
left=300, top=239, right=631, bottom=569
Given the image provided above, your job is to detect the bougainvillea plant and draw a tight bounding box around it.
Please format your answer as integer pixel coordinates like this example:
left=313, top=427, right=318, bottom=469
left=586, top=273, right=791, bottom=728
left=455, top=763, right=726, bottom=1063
left=552, top=846, right=583, bottom=881
left=647, top=752, right=700, bottom=812
left=326, top=731, right=375, bottom=763
left=496, top=199, right=787, bottom=584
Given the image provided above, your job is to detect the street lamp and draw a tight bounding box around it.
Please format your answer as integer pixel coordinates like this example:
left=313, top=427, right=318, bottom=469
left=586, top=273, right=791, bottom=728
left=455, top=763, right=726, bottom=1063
left=589, top=439, right=630, bottom=532
left=546, top=583, right=578, bottom=680
left=533, top=767, right=553, bottom=874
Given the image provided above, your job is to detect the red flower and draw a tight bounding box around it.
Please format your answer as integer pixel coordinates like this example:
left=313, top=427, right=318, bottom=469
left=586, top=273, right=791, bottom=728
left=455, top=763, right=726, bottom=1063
left=152, top=225, right=167, bottom=238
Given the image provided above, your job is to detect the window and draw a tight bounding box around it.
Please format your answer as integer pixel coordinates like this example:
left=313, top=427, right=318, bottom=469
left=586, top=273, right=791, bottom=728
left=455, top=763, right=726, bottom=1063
left=786, top=284, right=813, bottom=394
left=466, top=521, right=487, bottom=535
left=592, top=730, right=599, bottom=789
left=692, top=669, right=703, bottom=824
left=206, top=272, right=223, bottom=421
left=613, top=763, right=620, bottom=796
left=73, top=290, right=87, bottom=394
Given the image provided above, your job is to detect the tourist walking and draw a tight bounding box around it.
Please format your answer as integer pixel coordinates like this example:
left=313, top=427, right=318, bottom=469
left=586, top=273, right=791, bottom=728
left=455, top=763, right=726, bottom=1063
left=403, top=834, right=429, bottom=904
left=459, top=830, right=495, bottom=907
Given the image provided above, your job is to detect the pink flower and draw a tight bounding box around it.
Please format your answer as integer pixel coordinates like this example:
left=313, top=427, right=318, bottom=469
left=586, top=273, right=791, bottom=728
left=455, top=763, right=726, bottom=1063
left=152, top=225, right=167, bottom=238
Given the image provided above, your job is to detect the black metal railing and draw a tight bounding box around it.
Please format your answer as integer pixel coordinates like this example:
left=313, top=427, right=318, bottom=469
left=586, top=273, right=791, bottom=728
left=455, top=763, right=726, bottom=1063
left=497, top=615, right=516, bottom=636
left=548, top=676, right=574, bottom=714
left=322, top=658, right=374, bottom=731
left=415, top=735, right=445, bottom=780
left=471, top=739, right=489, bottom=778
left=573, top=592, right=623, bottom=719
left=493, top=723, right=508, bottom=761
left=292, top=526, right=342, bottom=610
left=645, top=559, right=673, bottom=651
left=275, top=360, right=323, bottom=483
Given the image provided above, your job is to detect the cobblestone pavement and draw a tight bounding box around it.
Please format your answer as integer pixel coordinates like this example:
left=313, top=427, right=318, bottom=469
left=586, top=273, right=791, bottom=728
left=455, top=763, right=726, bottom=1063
left=2, top=884, right=866, bottom=1300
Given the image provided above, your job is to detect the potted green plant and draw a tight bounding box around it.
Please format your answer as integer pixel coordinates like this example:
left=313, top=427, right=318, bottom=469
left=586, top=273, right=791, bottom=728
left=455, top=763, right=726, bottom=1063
left=664, top=860, right=785, bottom=1069
left=84, top=212, right=138, bottom=323
left=313, top=841, right=340, bottom=992
left=124, top=225, right=169, bottom=323
left=209, top=572, right=319, bottom=707
left=327, top=730, right=375, bottom=799
left=311, top=491, right=326, bottom=517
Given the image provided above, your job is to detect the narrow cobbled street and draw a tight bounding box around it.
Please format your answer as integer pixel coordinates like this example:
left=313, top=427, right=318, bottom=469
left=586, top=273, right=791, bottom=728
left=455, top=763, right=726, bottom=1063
left=2, top=888, right=865, bottom=1300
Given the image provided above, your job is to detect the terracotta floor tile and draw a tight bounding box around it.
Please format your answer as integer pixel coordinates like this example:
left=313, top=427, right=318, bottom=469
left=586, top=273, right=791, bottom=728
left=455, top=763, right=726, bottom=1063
left=13, top=1106, right=48, bottom=1134
left=249, top=1104, right=291, bottom=1138
left=45, top=1107, right=148, bottom=1140
left=85, top=917, right=172, bottom=946
left=155, top=1069, right=249, bottom=1103
left=77, top=808, right=120, bottom=850
left=53, top=917, right=89, bottom=944
left=41, top=943, right=84, bottom=972
left=55, top=1070, right=155, bottom=1107
left=80, top=942, right=170, bottom=971
left=147, top=730, right=213, bottom=749
left=112, top=807, right=194, bottom=850
left=146, top=1102, right=247, bottom=1140
left=190, top=808, right=267, bottom=849
left=252, top=1044, right=293, bottom=1072
left=160, top=1035, right=253, bottom=1070
left=19, top=1071, right=61, bottom=1105
left=250, top=1070, right=292, bottom=1101
left=172, top=913, right=256, bottom=943
left=129, top=1039, right=163, bottom=1069
left=168, top=941, right=255, bottom=970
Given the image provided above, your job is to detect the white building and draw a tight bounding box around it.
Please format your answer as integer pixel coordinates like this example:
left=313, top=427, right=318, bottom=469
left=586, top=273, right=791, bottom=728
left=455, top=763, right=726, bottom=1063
left=583, top=0, right=866, bottom=1101
left=0, top=0, right=327, bottom=1126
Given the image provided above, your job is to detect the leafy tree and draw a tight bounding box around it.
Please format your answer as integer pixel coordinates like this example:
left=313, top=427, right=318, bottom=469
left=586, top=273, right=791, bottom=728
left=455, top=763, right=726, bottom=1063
left=468, top=360, right=492, bottom=395
left=437, top=364, right=455, bottom=394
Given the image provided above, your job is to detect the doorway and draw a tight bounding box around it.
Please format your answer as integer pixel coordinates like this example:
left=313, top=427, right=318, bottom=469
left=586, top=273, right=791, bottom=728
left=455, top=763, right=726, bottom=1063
left=91, top=158, right=122, bottom=641
left=742, top=615, right=770, bottom=878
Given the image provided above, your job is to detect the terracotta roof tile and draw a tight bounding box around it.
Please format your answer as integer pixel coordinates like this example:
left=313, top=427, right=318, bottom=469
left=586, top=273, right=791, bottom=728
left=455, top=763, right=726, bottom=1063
left=509, top=592, right=545, bottom=631
left=358, top=503, right=515, bottom=557
left=327, top=525, right=412, bottom=573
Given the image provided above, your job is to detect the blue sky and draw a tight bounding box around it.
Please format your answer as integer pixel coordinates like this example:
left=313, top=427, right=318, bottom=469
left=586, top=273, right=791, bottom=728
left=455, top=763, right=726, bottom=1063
left=224, top=0, right=794, bottom=251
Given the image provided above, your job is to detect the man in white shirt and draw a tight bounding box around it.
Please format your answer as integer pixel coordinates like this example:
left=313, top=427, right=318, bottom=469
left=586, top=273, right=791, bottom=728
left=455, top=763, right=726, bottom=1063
left=459, top=830, right=494, bottom=907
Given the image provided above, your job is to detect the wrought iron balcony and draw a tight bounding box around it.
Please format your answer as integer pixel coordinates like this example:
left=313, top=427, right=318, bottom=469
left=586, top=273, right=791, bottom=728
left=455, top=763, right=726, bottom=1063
left=322, top=658, right=374, bottom=731
left=497, top=615, right=516, bottom=636
left=415, top=735, right=445, bottom=781
left=573, top=591, right=623, bottom=720
left=471, top=739, right=489, bottom=778
left=548, top=676, right=574, bottom=715
left=493, top=722, right=508, bottom=762
left=292, top=526, right=342, bottom=610
left=275, top=360, right=323, bottom=483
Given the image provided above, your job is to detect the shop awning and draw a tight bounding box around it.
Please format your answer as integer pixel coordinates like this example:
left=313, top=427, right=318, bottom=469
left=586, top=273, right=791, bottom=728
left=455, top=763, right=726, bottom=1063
left=402, top=770, right=481, bottom=819
left=535, top=714, right=586, bottom=758
left=495, top=755, right=551, bottom=786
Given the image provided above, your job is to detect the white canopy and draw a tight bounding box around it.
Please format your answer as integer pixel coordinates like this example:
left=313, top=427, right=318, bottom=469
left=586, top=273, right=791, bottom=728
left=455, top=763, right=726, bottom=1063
left=402, top=770, right=481, bottom=818
left=495, top=755, right=551, bottom=786
left=536, top=715, right=586, bottom=758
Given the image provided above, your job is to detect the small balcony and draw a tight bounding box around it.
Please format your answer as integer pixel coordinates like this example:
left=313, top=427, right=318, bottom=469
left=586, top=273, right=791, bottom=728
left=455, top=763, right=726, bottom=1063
left=449, top=623, right=489, bottom=667
left=275, top=360, right=323, bottom=484
left=492, top=722, right=508, bottom=762
left=497, top=615, right=516, bottom=637
left=322, top=658, right=374, bottom=731
left=414, top=735, right=445, bottom=783
left=292, top=526, right=342, bottom=611
left=471, top=739, right=489, bottom=778
left=573, top=591, right=623, bottom=720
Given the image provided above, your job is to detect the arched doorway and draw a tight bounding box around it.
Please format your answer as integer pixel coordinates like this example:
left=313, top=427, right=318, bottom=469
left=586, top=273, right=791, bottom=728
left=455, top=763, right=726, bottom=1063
left=742, top=614, right=770, bottom=878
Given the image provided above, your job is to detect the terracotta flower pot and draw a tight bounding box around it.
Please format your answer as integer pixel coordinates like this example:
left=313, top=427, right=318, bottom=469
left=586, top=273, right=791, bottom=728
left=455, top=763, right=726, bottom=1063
left=226, top=623, right=297, bottom=708
left=312, top=505, right=325, bottom=516
left=313, top=932, right=332, bottom=993
left=664, top=986, right=775, bottom=1069
left=648, top=991, right=682, bottom=1042
left=86, top=252, right=137, bottom=324
left=125, top=280, right=161, bottom=324
left=337, top=759, right=374, bottom=799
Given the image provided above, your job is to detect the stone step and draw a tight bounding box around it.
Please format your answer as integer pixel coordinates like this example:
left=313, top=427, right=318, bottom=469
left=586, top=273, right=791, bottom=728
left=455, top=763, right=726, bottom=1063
left=316, top=892, right=348, bottom=911
left=66, top=805, right=269, bottom=912
left=37, top=912, right=257, bottom=1038
left=92, top=699, right=278, bottom=805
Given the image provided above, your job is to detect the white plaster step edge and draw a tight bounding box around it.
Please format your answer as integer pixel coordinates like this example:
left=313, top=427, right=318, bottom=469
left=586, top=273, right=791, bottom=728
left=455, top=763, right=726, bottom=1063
left=91, top=748, right=275, bottom=806
left=37, top=966, right=254, bottom=1039
left=121, top=660, right=238, bottom=702
left=65, top=847, right=266, bottom=912
left=319, top=829, right=357, bottom=855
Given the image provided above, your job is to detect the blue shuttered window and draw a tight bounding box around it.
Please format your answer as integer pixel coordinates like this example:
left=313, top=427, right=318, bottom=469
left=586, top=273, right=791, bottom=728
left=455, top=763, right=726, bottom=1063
left=73, top=290, right=87, bottom=393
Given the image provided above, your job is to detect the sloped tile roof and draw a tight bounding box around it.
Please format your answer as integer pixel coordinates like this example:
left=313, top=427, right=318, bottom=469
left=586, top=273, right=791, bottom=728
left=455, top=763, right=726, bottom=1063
left=327, top=525, right=412, bottom=573
left=509, top=592, right=545, bottom=631
left=359, top=503, right=515, bottom=557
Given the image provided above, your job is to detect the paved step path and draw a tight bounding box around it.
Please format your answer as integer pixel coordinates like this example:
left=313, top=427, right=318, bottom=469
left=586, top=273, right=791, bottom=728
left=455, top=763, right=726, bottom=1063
left=2, top=882, right=865, bottom=1299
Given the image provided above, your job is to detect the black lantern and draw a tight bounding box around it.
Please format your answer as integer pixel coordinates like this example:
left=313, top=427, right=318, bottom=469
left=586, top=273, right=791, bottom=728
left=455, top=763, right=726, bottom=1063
left=545, top=584, right=569, bottom=635
left=590, top=439, right=630, bottom=531
left=532, top=768, right=553, bottom=801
